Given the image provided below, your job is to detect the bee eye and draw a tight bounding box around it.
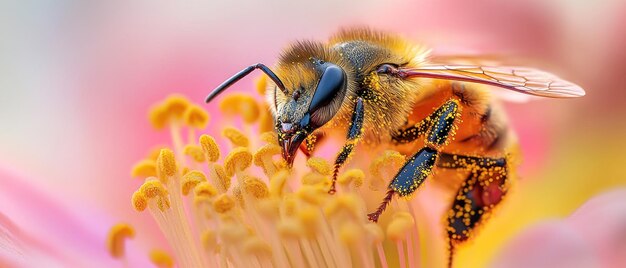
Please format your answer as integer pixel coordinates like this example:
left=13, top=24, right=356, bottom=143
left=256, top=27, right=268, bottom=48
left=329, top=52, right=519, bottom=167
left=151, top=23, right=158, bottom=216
left=308, top=64, right=346, bottom=112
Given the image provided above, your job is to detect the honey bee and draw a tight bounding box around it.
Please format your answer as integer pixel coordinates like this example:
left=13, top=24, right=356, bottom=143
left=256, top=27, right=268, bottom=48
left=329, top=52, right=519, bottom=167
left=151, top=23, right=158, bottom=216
left=205, top=28, right=585, bottom=265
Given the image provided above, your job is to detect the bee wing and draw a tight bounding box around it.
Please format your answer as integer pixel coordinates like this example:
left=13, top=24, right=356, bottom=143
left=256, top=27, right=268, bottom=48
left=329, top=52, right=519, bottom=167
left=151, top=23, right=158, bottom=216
left=402, top=65, right=585, bottom=98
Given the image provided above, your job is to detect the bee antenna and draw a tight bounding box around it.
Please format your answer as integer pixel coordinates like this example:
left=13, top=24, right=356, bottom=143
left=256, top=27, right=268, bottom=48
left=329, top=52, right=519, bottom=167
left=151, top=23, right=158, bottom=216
left=205, top=63, right=287, bottom=103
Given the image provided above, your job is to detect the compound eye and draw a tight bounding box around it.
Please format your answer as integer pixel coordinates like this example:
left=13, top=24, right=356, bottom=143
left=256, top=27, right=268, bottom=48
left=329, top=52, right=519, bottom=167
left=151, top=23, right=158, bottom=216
left=308, top=64, right=346, bottom=113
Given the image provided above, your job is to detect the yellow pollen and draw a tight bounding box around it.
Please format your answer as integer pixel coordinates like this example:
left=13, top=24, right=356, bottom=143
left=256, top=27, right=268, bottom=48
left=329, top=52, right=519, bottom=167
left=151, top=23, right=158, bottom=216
left=242, top=236, right=272, bottom=256
left=339, top=222, right=361, bottom=245
left=258, top=104, right=274, bottom=133
left=183, top=145, right=205, bottom=162
left=140, top=180, right=168, bottom=198
left=163, top=94, right=191, bottom=120
left=301, top=172, right=327, bottom=185
left=131, top=191, right=147, bottom=212
left=269, top=170, right=289, bottom=197
left=194, top=181, right=218, bottom=197
left=242, top=176, right=269, bottom=199
left=219, top=93, right=260, bottom=124
left=149, top=249, right=174, bottom=268
left=257, top=198, right=280, bottom=219
left=297, top=207, right=320, bottom=236
left=277, top=219, right=304, bottom=238
left=199, top=134, right=220, bottom=162
left=259, top=132, right=278, bottom=145
left=306, top=157, right=332, bottom=175
left=156, top=196, right=171, bottom=211
left=364, top=223, right=384, bottom=243
left=201, top=230, right=217, bottom=250
left=296, top=185, right=324, bottom=205
left=253, top=143, right=281, bottom=175
left=222, top=127, right=250, bottom=147
left=148, top=103, right=168, bottom=130
left=224, top=147, right=253, bottom=177
left=181, top=170, right=206, bottom=195
left=106, top=223, right=135, bottom=258
left=214, top=164, right=231, bottom=191
left=338, top=168, right=365, bottom=188
left=325, top=194, right=360, bottom=219
left=146, top=146, right=165, bottom=161
left=131, top=159, right=157, bottom=178
left=213, top=194, right=235, bottom=214
left=157, top=149, right=177, bottom=181
left=255, top=75, right=267, bottom=95
left=370, top=150, right=405, bottom=178
left=386, top=212, right=415, bottom=241
left=183, top=104, right=209, bottom=129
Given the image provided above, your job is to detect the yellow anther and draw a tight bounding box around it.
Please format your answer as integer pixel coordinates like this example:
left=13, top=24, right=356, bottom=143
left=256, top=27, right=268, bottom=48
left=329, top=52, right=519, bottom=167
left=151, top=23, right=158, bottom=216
left=148, top=103, right=168, bottom=129
left=269, top=170, right=289, bottom=197
left=232, top=186, right=245, bottom=208
left=156, top=196, right=171, bottom=211
left=183, top=104, right=209, bottom=129
left=338, top=169, right=365, bottom=188
left=214, top=164, right=231, bottom=191
left=106, top=223, right=135, bottom=258
left=302, top=172, right=327, bottom=185
left=297, top=207, right=320, bottom=236
left=339, top=222, right=361, bottom=245
left=259, top=132, right=278, bottom=145
left=131, top=159, right=157, bottom=178
left=283, top=195, right=297, bottom=216
left=140, top=180, right=168, bottom=198
left=213, top=194, right=235, bottom=214
left=219, top=224, right=248, bottom=244
left=242, top=176, right=269, bottom=199
left=253, top=143, right=281, bottom=175
left=199, top=134, right=220, bottom=162
left=201, top=230, right=217, bottom=250
left=242, top=236, right=272, bottom=256
left=224, top=147, right=253, bottom=177
left=255, top=75, right=267, bottom=95
left=194, top=181, right=218, bottom=198
left=131, top=191, right=147, bottom=212
left=259, top=105, right=274, bottom=133
left=306, top=157, right=332, bottom=175
left=297, top=185, right=325, bottom=205
left=219, top=93, right=260, bottom=124
left=146, top=146, right=165, bottom=161
left=257, top=198, right=280, bottom=219
left=364, top=223, right=384, bottom=243
left=149, top=249, right=174, bottom=268
left=163, top=94, right=190, bottom=120
left=393, top=211, right=415, bottom=225
left=386, top=213, right=415, bottom=241
left=325, top=194, right=360, bottom=219
left=157, top=149, right=177, bottom=182
left=222, top=127, right=250, bottom=147
left=181, top=170, right=206, bottom=195
left=183, top=145, right=205, bottom=162
left=277, top=219, right=304, bottom=238
left=370, top=150, right=405, bottom=178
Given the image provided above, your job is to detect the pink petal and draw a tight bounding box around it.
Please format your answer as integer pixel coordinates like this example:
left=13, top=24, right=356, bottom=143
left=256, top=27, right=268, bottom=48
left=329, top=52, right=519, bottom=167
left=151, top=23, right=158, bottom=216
left=0, top=165, right=151, bottom=267
left=491, top=220, right=599, bottom=268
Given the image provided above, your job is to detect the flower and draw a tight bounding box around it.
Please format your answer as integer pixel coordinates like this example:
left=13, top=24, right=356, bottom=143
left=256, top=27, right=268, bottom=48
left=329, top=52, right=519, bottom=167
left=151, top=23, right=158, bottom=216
left=122, top=94, right=441, bottom=267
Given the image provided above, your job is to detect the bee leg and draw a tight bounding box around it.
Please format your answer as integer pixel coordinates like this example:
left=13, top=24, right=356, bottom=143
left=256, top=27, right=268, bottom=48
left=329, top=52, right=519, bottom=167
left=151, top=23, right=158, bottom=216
left=446, top=161, right=509, bottom=268
left=328, top=97, right=365, bottom=194
left=437, top=153, right=506, bottom=170
left=391, top=109, right=438, bottom=144
left=368, top=99, right=461, bottom=222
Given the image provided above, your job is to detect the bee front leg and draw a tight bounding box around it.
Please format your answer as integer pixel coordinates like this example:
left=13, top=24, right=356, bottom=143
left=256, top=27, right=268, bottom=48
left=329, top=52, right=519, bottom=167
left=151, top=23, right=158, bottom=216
left=328, top=97, right=365, bottom=194
left=368, top=99, right=461, bottom=222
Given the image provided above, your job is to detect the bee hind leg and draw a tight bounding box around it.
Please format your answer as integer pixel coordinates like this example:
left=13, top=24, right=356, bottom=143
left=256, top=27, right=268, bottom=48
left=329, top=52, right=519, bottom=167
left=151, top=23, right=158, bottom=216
left=446, top=158, right=510, bottom=268
left=328, top=97, right=365, bottom=194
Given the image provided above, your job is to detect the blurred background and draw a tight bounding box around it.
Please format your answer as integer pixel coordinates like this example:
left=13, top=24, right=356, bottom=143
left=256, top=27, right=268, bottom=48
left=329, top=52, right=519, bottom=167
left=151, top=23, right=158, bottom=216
left=1, top=0, right=625, bottom=266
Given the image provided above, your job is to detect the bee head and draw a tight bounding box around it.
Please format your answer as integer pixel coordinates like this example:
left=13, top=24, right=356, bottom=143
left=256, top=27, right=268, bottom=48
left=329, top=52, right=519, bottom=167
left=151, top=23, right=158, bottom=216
left=274, top=59, right=348, bottom=166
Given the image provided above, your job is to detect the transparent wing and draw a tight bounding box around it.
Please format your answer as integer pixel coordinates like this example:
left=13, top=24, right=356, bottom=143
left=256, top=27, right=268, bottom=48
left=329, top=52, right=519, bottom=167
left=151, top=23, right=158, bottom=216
left=403, top=64, right=585, bottom=98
